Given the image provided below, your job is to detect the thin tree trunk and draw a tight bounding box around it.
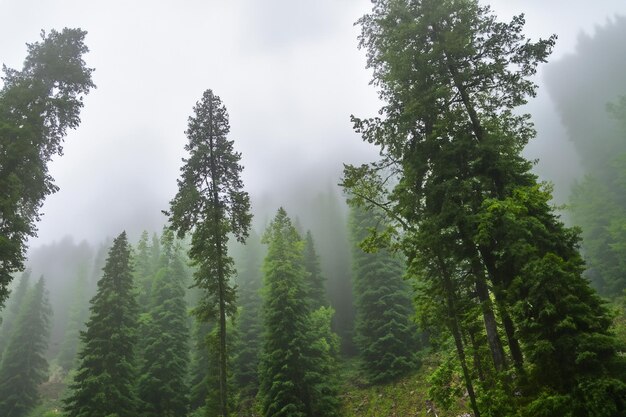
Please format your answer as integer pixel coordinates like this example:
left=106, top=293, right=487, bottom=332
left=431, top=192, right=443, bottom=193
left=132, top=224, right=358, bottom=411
left=437, top=255, right=481, bottom=417
left=473, top=274, right=507, bottom=372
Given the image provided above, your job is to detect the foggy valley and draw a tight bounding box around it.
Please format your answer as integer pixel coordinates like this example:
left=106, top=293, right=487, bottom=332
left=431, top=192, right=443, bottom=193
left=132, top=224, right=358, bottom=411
left=1, top=1, right=626, bottom=417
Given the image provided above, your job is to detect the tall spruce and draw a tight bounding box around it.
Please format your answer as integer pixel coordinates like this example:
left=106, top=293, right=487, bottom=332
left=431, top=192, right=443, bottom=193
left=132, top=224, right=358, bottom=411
left=342, top=1, right=626, bottom=415
left=0, top=276, right=51, bottom=417
left=137, top=230, right=190, bottom=417
left=166, top=89, right=252, bottom=417
left=349, top=205, right=417, bottom=384
left=0, top=29, right=94, bottom=306
left=63, top=232, right=139, bottom=417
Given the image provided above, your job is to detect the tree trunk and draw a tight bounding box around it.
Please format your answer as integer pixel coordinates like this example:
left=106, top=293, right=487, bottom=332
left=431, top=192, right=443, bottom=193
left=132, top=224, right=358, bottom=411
left=437, top=255, right=481, bottom=417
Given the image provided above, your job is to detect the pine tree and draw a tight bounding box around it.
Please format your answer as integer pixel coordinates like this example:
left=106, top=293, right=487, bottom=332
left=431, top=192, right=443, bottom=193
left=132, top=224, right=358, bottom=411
left=63, top=231, right=140, bottom=417
left=349, top=205, right=417, bottom=384
left=0, top=29, right=94, bottom=306
left=137, top=232, right=190, bottom=417
left=0, top=276, right=51, bottom=417
left=303, top=231, right=328, bottom=309
left=166, top=89, right=252, bottom=417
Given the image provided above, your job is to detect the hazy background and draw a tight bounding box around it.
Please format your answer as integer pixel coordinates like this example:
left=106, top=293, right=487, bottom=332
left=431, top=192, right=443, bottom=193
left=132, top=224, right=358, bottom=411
left=1, top=0, right=625, bottom=249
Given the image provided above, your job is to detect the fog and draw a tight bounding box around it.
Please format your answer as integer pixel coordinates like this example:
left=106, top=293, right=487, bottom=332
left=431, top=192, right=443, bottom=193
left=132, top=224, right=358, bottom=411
left=1, top=0, right=625, bottom=249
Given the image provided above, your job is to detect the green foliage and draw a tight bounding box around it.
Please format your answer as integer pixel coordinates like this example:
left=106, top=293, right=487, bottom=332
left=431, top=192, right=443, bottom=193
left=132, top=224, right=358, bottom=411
left=349, top=205, right=417, bottom=384
left=63, top=232, right=139, bottom=417
left=0, top=276, right=52, bottom=417
left=259, top=208, right=341, bottom=417
left=303, top=231, right=328, bottom=309
left=233, top=230, right=264, bottom=402
left=0, top=28, right=94, bottom=306
left=189, top=321, right=211, bottom=413
left=166, top=89, right=252, bottom=417
left=137, top=234, right=190, bottom=417
left=344, top=0, right=626, bottom=415
left=304, top=306, right=342, bottom=417
left=259, top=208, right=311, bottom=417
left=0, top=270, right=31, bottom=359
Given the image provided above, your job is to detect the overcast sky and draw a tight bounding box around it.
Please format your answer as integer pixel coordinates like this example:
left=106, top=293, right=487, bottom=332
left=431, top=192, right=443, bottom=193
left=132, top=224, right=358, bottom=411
left=1, top=0, right=625, bottom=248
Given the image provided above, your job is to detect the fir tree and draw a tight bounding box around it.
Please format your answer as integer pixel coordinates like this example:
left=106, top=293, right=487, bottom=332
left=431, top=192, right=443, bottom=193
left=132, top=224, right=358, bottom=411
left=166, top=89, right=252, bottom=417
left=349, top=205, right=417, bottom=384
left=0, top=276, right=51, bottom=417
left=64, top=231, right=140, bottom=417
left=137, top=233, right=190, bottom=417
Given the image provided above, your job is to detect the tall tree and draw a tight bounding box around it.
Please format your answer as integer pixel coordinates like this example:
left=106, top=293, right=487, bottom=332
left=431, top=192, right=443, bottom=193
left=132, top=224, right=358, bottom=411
left=349, top=205, right=417, bottom=384
left=166, top=89, right=252, bottom=417
left=0, top=276, right=51, bottom=417
left=63, top=232, right=139, bottom=417
left=137, top=233, right=190, bottom=417
left=343, top=1, right=626, bottom=415
left=0, top=28, right=94, bottom=307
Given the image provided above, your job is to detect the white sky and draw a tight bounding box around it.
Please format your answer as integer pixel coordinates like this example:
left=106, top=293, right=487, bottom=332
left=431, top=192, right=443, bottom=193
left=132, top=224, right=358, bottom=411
left=1, top=0, right=624, bottom=247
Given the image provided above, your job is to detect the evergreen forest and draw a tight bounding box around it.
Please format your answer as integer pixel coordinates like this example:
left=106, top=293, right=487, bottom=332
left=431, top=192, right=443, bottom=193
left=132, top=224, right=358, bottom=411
left=1, top=1, right=626, bottom=417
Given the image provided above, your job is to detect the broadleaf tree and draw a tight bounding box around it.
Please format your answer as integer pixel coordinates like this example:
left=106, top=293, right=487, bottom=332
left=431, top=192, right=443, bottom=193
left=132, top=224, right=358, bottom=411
left=165, top=89, right=252, bottom=417
left=342, top=1, right=626, bottom=415
left=0, top=28, right=94, bottom=307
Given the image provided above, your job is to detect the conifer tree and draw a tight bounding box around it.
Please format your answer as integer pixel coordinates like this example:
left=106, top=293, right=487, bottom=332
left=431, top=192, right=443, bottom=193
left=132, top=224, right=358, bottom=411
left=233, top=230, right=264, bottom=401
left=138, top=232, right=190, bottom=417
left=0, top=29, right=94, bottom=306
left=189, top=321, right=211, bottom=414
left=64, top=232, right=139, bottom=417
left=0, top=276, right=51, bottom=417
left=303, top=231, right=328, bottom=309
left=259, top=208, right=311, bottom=417
left=166, top=89, right=252, bottom=417
left=134, top=231, right=153, bottom=307
left=259, top=208, right=341, bottom=417
left=0, top=270, right=31, bottom=359
left=349, top=205, right=417, bottom=384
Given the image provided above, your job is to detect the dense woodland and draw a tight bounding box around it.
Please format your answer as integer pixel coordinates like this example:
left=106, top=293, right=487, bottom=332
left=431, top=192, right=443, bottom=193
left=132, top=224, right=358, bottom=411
left=1, top=1, right=626, bottom=417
